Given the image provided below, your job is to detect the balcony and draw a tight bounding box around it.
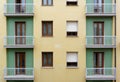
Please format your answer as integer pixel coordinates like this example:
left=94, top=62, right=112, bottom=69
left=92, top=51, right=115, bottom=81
left=4, top=3, right=34, bottom=16
left=4, top=68, right=34, bottom=80
left=86, top=4, right=116, bottom=16
left=86, top=68, right=116, bottom=80
left=4, top=36, right=34, bottom=48
left=86, top=36, right=116, bottom=48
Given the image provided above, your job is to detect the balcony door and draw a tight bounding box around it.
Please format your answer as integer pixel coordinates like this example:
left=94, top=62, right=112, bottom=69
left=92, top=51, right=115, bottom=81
left=15, top=22, right=26, bottom=44
left=94, top=22, right=104, bottom=44
left=94, top=52, right=104, bottom=74
left=15, top=52, right=25, bottom=75
left=15, top=0, right=26, bottom=13
left=94, top=0, right=104, bottom=13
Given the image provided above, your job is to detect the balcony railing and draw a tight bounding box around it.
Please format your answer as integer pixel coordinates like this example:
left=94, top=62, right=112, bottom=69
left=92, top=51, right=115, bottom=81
left=86, top=68, right=116, bottom=80
left=4, top=68, right=34, bottom=80
left=86, top=3, right=116, bottom=16
left=4, top=36, right=34, bottom=48
left=86, top=36, right=116, bottom=48
left=4, top=3, right=34, bottom=16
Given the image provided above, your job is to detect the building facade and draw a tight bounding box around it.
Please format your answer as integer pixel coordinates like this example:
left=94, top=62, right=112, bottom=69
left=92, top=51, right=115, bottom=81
left=0, top=0, right=119, bottom=82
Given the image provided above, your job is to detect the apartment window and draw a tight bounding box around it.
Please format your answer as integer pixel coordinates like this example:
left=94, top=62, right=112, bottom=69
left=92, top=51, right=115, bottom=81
left=94, top=0, right=104, bottom=13
left=42, top=52, right=53, bottom=67
left=93, top=52, right=104, bottom=74
left=42, top=0, right=53, bottom=6
left=67, top=52, right=78, bottom=67
left=67, top=21, right=78, bottom=36
left=66, top=0, right=78, bottom=6
left=42, top=21, right=53, bottom=36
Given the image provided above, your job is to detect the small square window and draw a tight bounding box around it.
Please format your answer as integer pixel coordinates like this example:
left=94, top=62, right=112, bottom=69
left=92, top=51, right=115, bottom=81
left=42, top=21, right=53, bottom=37
left=67, top=52, right=78, bottom=67
left=42, top=52, right=53, bottom=67
left=66, top=0, right=78, bottom=6
left=67, top=21, right=78, bottom=36
left=42, top=0, right=53, bottom=6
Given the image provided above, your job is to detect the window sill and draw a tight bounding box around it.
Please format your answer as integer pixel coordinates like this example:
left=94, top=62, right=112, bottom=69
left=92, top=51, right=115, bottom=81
left=41, top=67, right=54, bottom=69
left=66, top=67, right=79, bottom=69
left=42, top=5, right=53, bottom=6
left=66, top=36, right=78, bottom=38
left=66, top=5, right=78, bottom=6
left=42, top=36, right=53, bottom=37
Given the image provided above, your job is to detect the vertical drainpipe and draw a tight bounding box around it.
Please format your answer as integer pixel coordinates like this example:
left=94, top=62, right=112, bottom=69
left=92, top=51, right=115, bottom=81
left=114, top=0, right=116, bottom=67
left=114, top=0, right=116, bottom=82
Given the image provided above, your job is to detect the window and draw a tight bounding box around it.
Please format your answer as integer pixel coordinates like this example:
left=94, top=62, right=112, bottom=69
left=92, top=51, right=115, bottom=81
left=94, top=22, right=104, bottom=44
left=15, top=22, right=26, bottom=44
left=66, top=0, right=78, bottom=6
left=94, top=0, right=104, bottom=13
left=93, top=52, right=104, bottom=74
left=42, top=0, right=53, bottom=6
left=67, top=21, right=78, bottom=36
left=67, top=52, right=78, bottom=67
left=42, top=52, right=53, bottom=67
left=15, top=0, right=26, bottom=13
left=42, top=21, right=53, bottom=36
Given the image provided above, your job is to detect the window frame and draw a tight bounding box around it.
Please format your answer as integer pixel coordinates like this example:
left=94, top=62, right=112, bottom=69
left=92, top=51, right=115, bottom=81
left=42, top=21, right=53, bottom=37
left=42, top=52, right=53, bottom=67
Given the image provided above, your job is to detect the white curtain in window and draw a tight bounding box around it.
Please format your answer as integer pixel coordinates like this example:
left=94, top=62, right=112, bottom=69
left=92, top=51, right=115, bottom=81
left=67, top=53, right=78, bottom=62
left=67, top=22, right=78, bottom=32
left=67, top=0, right=77, bottom=2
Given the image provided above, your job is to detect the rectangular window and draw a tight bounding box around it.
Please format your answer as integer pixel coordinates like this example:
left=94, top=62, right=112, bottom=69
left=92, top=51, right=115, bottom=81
left=42, top=52, right=53, bottom=67
left=42, top=0, right=53, bottom=6
left=94, top=0, right=104, bottom=13
left=15, top=0, right=26, bottom=13
left=15, top=22, right=26, bottom=44
left=94, top=22, right=104, bottom=44
left=15, top=52, right=25, bottom=74
left=42, top=21, right=53, bottom=36
left=67, top=21, right=78, bottom=36
left=66, top=0, right=78, bottom=6
left=93, top=52, right=104, bottom=74
left=67, top=52, right=78, bottom=67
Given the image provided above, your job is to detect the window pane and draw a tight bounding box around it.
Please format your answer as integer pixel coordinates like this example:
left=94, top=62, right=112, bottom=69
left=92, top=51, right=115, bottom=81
left=48, top=54, right=52, bottom=65
left=43, top=0, right=47, bottom=5
left=48, top=23, right=52, bottom=35
left=48, top=0, right=52, bottom=5
left=94, top=23, right=97, bottom=36
left=22, top=23, right=25, bottom=36
left=94, top=0, right=97, bottom=4
left=43, top=54, right=47, bottom=65
left=43, top=24, right=47, bottom=35
left=16, top=24, right=21, bottom=36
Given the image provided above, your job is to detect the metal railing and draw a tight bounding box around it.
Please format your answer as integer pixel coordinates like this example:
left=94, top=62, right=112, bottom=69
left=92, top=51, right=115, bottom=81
left=86, top=36, right=116, bottom=46
left=4, top=3, right=34, bottom=14
left=86, top=68, right=116, bottom=77
left=86, top=3, right=116, bottom=14
left=4, top=36, right=34, bottom=46
left=4, top=68, right=34, bottom=76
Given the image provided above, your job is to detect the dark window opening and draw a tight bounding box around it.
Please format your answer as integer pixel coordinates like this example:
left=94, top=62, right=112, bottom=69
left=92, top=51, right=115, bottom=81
left=67, top=32, right=77, bottom=36
left=67, top=2, right=77, bottom=6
